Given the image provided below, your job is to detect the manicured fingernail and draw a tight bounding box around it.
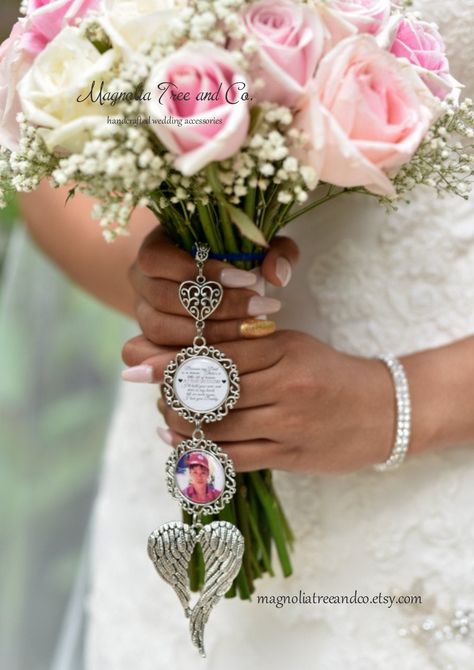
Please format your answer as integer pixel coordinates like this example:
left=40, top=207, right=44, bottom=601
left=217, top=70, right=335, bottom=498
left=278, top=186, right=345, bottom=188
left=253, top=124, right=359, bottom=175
left=121, top=365, right=154, bottom=383
left=157, top=427, right=174, bottom=445
left=240, top=319, right=276, bottom=338
left=247, top=295, right=281, bottom=316
left=220, top=267, right=258, bottom=288
left=276, top=257, right=292, bottom=287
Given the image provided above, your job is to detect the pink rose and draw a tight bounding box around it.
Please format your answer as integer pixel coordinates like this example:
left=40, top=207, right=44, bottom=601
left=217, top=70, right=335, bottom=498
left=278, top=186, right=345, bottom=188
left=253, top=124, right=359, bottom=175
left=386, top=17, right=458, bottom=100
left=326, top=0, right=390, bottom=35
left=390, top=18, right=448, bottom=71
left=242, top=0, right=330, bottom=107
left=0, top=20, right=34, bottom=151
left=299, top=35, right=437, bottom=195
left=146, top=43, right=250, bottom=176
left=23, top=0, right=101, bottom=55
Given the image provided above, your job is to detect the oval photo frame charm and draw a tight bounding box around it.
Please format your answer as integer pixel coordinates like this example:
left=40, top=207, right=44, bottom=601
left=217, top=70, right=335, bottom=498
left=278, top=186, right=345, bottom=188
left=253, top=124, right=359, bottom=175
left=163, top=344, right=240, bottom=424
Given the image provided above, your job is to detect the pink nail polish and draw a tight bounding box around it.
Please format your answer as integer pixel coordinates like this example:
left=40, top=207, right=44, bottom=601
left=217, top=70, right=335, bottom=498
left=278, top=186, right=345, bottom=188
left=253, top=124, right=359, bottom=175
left=247, top=295, right=281, bottom=317
left=276, top=257, right=292, bottom=287
left=157, top=427, right=174, bottom=445
left=220, top=267, right=258, bottom=288
left=121, top=365, right=154, bottom=383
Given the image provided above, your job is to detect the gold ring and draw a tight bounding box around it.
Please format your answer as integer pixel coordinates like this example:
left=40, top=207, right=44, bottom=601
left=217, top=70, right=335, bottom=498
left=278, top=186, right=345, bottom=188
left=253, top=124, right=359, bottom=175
left=239, top=319, right=276, bottom=338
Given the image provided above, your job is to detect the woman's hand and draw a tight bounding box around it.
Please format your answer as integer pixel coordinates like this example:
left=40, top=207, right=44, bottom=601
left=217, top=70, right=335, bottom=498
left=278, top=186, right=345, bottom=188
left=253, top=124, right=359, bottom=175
left=122, top=329, right=408, bottom=474
left=126, top=226, right=300, bottom=353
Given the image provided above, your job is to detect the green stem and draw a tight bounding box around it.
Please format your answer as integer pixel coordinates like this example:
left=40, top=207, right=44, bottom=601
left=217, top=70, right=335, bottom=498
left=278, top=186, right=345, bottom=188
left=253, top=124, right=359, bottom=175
left=247, top=500, right=274, bottom=576
left=164, top=208, right=195, bottom=250
left=236, top=565, right=253, bottom=600
left=238, top=189, right=257, bottom=268
left=235, top=477, right=255, bottom=592
left=220, top=499, right=252, bottom=599
left=267, top=198, right=296, bottom=242
left=261, top=188, right=283, bottom=240
left=225, top=582, right=237, bottom=599
left=247, top=474, right=272, bottom=569
left=244, top=186, right=257, bottom=221
left=217, top=200, right=240, bottom=254
left=265, top=471, right=295, bottom=545
left=250, top=552, right=263, bottom=579
left=206, top=163, right=240, bottom=254
left=183, top=509, right=200, bottom=591
left=259, top=476, right=273, bottom=563
left=248, top=471, right=293, bottom=577
left=283, top=188, right=349, bottom=225
left=197, top=203, right=222, bottom=253
left=204, top=203, right=225, bottom=249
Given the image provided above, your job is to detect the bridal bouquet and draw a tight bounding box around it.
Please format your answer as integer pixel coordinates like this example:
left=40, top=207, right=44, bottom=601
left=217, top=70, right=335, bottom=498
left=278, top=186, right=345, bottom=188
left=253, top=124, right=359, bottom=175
left=1, top=0, right=473, bottom=599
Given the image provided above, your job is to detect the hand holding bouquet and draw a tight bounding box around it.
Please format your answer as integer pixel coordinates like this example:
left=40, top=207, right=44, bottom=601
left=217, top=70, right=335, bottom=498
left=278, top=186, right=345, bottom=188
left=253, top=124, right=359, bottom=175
left=1, top=0, right=473, bottom=599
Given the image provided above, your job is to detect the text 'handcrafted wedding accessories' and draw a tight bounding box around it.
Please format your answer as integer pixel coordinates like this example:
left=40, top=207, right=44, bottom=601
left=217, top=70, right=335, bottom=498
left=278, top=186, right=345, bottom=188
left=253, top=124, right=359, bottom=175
left=147, top=243, right=244, bottom=657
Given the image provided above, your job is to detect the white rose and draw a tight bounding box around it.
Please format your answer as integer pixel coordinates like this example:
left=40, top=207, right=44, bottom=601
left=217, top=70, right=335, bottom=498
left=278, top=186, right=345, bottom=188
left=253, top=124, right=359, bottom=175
left=100, top=0, right=180, bottom=54
left=18, top=26, right=116, bottom=153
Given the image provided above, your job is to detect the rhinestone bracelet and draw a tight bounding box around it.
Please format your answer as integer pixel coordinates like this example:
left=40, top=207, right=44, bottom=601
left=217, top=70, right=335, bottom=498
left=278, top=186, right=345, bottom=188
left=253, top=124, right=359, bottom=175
left=373, top=355, right=411, bottom=472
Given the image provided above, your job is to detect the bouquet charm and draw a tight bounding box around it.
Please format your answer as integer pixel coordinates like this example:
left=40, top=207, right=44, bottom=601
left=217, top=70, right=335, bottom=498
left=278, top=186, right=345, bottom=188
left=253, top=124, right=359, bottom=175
left=147, top=242, right=244, bottom=657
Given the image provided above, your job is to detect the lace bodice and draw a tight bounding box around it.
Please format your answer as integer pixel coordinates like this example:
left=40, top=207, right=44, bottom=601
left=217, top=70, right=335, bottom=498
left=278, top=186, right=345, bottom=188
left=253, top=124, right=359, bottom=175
left=85, top=3, right=474, bottom=669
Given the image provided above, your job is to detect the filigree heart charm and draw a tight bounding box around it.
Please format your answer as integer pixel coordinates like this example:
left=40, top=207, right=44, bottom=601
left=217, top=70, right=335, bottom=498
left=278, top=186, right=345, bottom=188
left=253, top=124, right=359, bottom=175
left=179, top=280, right=223, bottom=322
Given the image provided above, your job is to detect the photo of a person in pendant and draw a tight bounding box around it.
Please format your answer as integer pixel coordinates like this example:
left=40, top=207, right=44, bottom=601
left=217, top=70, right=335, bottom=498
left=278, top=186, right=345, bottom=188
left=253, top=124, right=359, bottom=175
left=181, top=452, right=222, bottom=504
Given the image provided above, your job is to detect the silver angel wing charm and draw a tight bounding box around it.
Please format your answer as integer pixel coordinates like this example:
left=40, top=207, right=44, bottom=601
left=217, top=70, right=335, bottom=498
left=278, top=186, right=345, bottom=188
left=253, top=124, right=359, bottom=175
left=190, top=521, right=245, bottom=657
left=147, top=522, right=197, bottom=617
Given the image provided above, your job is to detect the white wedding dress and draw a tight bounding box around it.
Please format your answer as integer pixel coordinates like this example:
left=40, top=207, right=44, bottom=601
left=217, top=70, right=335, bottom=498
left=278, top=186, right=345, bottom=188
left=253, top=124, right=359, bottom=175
left=84, top=2, right=474, bottom=668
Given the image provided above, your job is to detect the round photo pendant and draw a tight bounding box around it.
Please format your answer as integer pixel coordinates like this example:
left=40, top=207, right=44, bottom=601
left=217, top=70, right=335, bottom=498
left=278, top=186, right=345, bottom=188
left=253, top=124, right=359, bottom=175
left=165, top=438, right=237, bottom=514
left=173, top=356, right=229, bottom=414
left=175, top=449, right=225, bottom=507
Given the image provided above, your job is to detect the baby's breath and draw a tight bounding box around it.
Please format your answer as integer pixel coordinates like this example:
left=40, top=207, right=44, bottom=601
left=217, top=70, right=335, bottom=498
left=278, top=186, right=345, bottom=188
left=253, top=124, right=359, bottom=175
left=393, top=98, right=474, bottom=201
left=213, top=104, right=316, bottom=211
left=0, top=115, right=59, bottom=202
left=51, top=123, right=168, bottom=238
